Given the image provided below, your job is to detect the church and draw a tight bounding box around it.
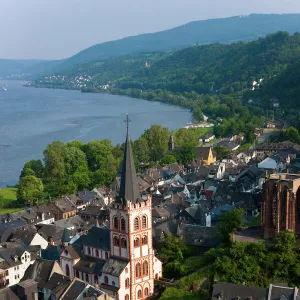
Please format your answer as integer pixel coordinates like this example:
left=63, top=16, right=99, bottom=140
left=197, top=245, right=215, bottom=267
left=262, top=173, right=300, bottom=239
left=60, top=118, right=162, bottom=300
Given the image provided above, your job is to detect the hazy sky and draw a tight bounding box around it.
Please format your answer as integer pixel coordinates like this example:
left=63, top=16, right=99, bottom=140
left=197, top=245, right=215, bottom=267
left=1, top=0, right=300, bottom=60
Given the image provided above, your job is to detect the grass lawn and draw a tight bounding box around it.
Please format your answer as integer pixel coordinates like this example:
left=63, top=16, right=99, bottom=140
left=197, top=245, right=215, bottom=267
left=0, top=187, right=21, bottom=214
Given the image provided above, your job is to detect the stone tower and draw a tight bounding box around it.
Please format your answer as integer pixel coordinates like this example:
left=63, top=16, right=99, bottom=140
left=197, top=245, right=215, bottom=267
left=168, top=134, right=175, bottom=152
left=262, top=173, right=300, bottom=239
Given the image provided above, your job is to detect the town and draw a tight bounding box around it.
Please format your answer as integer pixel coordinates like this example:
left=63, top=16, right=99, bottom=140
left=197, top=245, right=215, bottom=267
left=0, top=113, right=300, bottom=299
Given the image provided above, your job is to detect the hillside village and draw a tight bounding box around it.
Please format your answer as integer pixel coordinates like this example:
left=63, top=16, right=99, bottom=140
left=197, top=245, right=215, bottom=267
left=1, top=120, right=300, bottom=299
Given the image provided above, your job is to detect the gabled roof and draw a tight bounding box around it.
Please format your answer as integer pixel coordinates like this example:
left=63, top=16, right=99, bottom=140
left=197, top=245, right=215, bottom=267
left=102, top=258, right=128, bottom=276
left=212, top=282, right=268, bottom=299
left=78, top=226, right=110, bottom=250
left=117, top=127, right=141, bottom=204
left=60, top=279, right=86, bottom=300
left=43, top=272, right=71, bottom=298
left=0, top=288, right=20, bottom=300
left=22, top=259, right=61, bottom=288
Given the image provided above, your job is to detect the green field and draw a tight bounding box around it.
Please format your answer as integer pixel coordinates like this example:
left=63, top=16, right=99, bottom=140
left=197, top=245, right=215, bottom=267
left=0, top=187, right=22, bottom=214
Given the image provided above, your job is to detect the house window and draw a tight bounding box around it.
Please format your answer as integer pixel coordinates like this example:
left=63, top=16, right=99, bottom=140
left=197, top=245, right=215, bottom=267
left=125, top=295, right=129, bottom=300
left=94, top=275, right=98, bottom=284
left=121, top=238, right=127, bottom=248
left=121, top=218, right=126, bottom=231
left=134, top=217, right=140, bottom=231
left=142, top=235, right=148, bottom=245
left=134, top=237, right=140, bottom=247
left=87, top=247, right=91, bottom=255
left=137, top=290, right=142, bottom=299
left=125, top=278, right=129, bottom=288
left=112, top=281, right=115, bottom=286
left=85, top=273, right=89, bottom=282
left=96, top=249, right=100, bottom=257
left=105, top=252, right=109, bottom=260
left=113, top=217, right=119, bottom=230
left=142, top=215, right=147, bottom=229
left=144, top=287, right=149, bottom=296
left=75, top=270, right=79, bottom=278
left=135, top=263, right=141, bottom=278
left=113, top=236, right=119, bottom=246
left=143, top=261, right=148, bottom=276
left=104, top=276, right=108, bottom=284
left=65, top=264, right=70, bottom=277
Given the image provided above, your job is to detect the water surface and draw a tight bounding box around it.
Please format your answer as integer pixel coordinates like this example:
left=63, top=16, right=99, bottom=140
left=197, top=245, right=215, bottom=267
left=0, top=80, right=191, bottom=186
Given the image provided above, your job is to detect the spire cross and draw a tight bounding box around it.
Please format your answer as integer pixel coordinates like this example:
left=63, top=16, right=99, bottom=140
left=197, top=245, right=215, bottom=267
left=125, top=114, right=131, bottom=134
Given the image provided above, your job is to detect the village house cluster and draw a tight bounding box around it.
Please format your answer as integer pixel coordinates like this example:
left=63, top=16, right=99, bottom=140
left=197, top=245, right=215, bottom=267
left=1, top=124, right=300, bottom=299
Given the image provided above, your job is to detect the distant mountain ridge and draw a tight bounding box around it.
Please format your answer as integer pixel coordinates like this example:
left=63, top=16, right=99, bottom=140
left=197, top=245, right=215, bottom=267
left=2, top=13, right=300, bottom=78
left=59, top=14, right=300, bottom=70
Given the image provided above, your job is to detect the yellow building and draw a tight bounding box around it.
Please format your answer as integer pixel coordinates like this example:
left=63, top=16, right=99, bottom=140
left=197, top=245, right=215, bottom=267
left=196, top=147, right=217, bottom=165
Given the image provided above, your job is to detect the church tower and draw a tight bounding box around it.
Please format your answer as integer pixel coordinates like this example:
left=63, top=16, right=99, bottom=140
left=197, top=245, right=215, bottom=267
left=168, top=134, right=175, bottom=152
left=109, top=115, right=162, bottom=300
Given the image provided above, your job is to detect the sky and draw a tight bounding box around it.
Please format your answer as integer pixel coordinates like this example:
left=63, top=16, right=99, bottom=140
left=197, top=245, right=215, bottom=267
left=1, top=0, right=300, bottom=60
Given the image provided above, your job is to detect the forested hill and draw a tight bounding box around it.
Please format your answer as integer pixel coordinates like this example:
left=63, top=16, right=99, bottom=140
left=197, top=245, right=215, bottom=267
left=38, top=32, right=300, bottom=97
left=53, top=14, right=300, bottom=71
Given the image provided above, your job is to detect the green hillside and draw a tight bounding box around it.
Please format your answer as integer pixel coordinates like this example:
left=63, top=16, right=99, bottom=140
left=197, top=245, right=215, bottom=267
left=37, top=32, right=300, bottom=99
left=58, top=14, right=300, bottom=70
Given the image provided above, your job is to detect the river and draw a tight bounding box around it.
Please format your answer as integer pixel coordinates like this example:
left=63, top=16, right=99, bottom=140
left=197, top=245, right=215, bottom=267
left=0, top=80, right=191, bottom=187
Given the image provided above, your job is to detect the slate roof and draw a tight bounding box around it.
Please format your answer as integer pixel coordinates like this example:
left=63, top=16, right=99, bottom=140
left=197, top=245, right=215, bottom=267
left=117, top=128, right=141, bottom=204
left=0, top=219, right=26, bottom=240
left=180, top=224, right=219, bottom=247
left=37, top=224, right=64, bottom=242
left=196, top=147, right=216, bottom=160
left=152, top=219, right=178, bottom=240
left=0, top=288, right=20, bottom=300
left=43, top=272, right=71, bottom=299
left=63, top=245, right=81, bottom=260
left=102, top=258, right=128, bottom=276
left=212, top=282, right=268, bottom=299
left=41, top=245, right=63, bottom=261
left=22, top=259, right=58, bottom=288
left=73, top=258, right=105, bottom=275
left=60, top=279, right=86, bottom=300
left=79, top=226, right=110, bottom=250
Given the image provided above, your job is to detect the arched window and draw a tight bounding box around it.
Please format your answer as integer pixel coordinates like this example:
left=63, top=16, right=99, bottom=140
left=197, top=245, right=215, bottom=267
left=135, top=263, right=141, bottom=278
left=137, top=290, right=142, bottom=299
left=96, top=249, right=99, bottom=257
left=142, top=235, right=148, bottom=245
left=143, top=261, right=148, bottom=276
left=105, top=252, right=109, bottom=260
left=155, top=273, right=159, bottom=280
left=94, top=275, right=98, bottom=284
left=121, top=238, right=127, bottom=248
left=121, top=218, right=126, bottom=231
left=104, top=276, right=108, bottom=284
left=112, top=281, right=115, bottom=286
left=87, top=247, right=91, bottom=255
left=125, top=278, right=129, bottom=288
left=144, top=287, right=149, bottom=296
left=113, top=236, right=119, bottom=246
left=65, top=264, right=70, bottom=277
left=113, top=217, right=119, bottom=230
left=125, top=295, right=129, bottom=300
left=142, top=215, right=147, bottom=229
left=134, top=217, right=140, bottom=231
left=85, top=273, right=89, bottom=282
left=75, top=270, right=79, bottom=278
left=134, top=237, right=140, bottom=247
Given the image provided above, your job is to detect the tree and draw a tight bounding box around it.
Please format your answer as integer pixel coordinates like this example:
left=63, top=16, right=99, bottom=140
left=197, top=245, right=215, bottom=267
left=142, top=125, right=170, bottom=161
left=216, top=208, right=245, bottom=242
left=279, top=127, right=300, bottom=144
left=134, top=137, right=150, bottom=163
left=161, top=154, right=177, bottom=165
left=17, top=175, right=44, bottom=205
left=214, top=146, right=231, bottom=160
left=192, top=107, right=204, bottom=122
left=20, top=160, right=44, bottom=179
left=274, top=230, right=296, bottom=252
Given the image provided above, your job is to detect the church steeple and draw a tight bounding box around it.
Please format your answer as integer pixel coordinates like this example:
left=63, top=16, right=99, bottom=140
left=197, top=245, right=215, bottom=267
left=118, top=114, right=141, bottom=204
left=168, top=133, right=175, bottom=151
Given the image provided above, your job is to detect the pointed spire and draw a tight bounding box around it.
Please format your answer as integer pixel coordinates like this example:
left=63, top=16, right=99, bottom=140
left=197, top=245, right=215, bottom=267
left=61, top=228, right=71, bottom=243
left=117, top=114, right=141, bottom=204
